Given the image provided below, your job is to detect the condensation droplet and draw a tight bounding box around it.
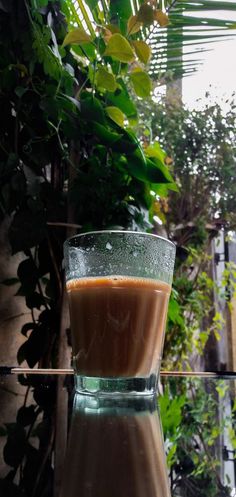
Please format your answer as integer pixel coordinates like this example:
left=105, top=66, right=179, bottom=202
left=133, top=251, right=138, bottom=257
left=106, top=242, right=112, bottom=250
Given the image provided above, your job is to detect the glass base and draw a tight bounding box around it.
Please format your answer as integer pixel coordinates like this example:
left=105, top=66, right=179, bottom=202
left=75, top=374, right=157, bottom=397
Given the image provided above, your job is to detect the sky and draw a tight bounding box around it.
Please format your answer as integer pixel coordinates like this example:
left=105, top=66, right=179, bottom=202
left=182, top=10, right=236, bottom=110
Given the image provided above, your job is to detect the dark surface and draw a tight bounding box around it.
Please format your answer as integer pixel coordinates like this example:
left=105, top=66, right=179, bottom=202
left=0, top=372, right=235, bottom=497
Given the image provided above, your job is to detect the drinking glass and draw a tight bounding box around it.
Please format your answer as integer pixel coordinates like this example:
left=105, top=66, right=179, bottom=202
left=64, top=230, right=175, bottom=396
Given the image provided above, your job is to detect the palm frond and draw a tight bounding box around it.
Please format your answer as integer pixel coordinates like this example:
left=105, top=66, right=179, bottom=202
left=64, top=0, right=236, bottom=81
left=149, top=0, right=236, bottom=80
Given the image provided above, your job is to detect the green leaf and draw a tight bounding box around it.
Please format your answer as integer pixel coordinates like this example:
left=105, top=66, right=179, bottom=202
left=151, top=182, right=179, bottom=196
left=110, top=0, right=132, bottom=23
left=104, top=34, right=135, bottom=63
left=121, top=128, right=144, bottom=157
left=168, top=297, right=184, bottom=326
left=81, top=95, right=105, bottom=124
left=130, top=69, right=152, bottom=98
left=132, top=41, right=151, bottom=64
left=96, top=67, right=117, bottom=92
left=93, top=122, right=121, bottom=145
left=107, top=79, right=137, bottom=120
left=71, top=42, right=96, bottom=61
left=146, top=158, right=174, bottom=183
left=105, top=106, right=125, bottom=127
left=62, top=28, right=92, bottom=47
left=145, top=141, right=166, bottom=163
left=159, top=391, right=186, bottom=435
left=15, top=86, right=28, bottom=98
left=128, top=150, right=173, bottom=184
left=84, top=0, right=98, bottom=9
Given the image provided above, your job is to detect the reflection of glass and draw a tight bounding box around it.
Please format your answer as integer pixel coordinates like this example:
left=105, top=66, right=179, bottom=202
left=60, top=394, right=171, bottom=497
left=64, top=231, right=175, bottom=395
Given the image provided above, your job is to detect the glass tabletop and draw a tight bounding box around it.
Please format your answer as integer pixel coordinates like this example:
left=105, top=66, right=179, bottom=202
left=0, top=371, right=235, bottom=497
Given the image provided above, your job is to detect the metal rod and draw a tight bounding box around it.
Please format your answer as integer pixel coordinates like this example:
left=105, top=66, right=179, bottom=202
left=0, top=367, right=236, bottom=378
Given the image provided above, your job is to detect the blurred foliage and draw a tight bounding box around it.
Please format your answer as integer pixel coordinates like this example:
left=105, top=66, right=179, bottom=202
left=135, top=97, right=236, bottom=369
left=159, top=377, right=235, bottom=496
left=137, top=96, right=236, bottom=236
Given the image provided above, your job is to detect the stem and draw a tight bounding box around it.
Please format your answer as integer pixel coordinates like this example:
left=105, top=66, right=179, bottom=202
left=0, top=312, right=31, bottom=326
left=14, top=102, right=20, bottom=155
left=0, top=142, right=8, bottom=155
left=31, top=309, right=36, bottom=323
left=47, top=236, right=63, bottom=299
left=32, top=417, right=55, bottom=497
left=75, top=76, right=89, bottom=99
left=23, top=386, right=30, bottom=408
left=47, top=120, right=78, bottom=171
left=29, top=249, right=50, bottom=310
left=47, top=221, right=82, bottom=229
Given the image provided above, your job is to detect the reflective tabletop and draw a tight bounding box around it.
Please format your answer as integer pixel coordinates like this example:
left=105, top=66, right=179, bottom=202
left=0, top=371, right=235, bottom=497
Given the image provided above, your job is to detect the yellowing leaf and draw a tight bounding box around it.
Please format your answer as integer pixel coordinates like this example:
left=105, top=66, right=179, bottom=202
left=132, top=40, right=151, bottom=64
left=96, top=67, right=117, bottom=92
left=165, top=156, right=173, bottom=165
left=145, top=141, right=166, bottom=163
left=130, top=69, right=152, bottom=98
left=127, top=15, right=142, bottom=35
left=104, top=34, right=135, bottom=63
left=62, top=28, right=92, bottom=47
left=137, top=4, right=154, bottom=25
left=105, top=106, right=125, bottom=127
left=103, top=28, right=112, bottom=43
left=105, top=24, right=121, bottom=34
left=154, top=10, right=169, bottom=27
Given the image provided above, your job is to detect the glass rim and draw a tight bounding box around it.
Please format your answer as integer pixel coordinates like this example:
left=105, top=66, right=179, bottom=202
left=64, top=230, right=176, bottom=249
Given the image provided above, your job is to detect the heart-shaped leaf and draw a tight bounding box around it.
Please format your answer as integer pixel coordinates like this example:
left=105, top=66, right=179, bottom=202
left=62, top=28, right=92, bottom=47
left=130, top=69, right=152, bottom=98
left=127, top=15, right=142, bottom=34
left=154, top=10, right=169, bottom=27
left=96, top=67, right=117, bottom=92
left=132, top=41, right=151, bottom=64
left=137, top=4, right=154, bottom=25
left=93, top=122, right=121, bottom=145
left=105, top=106, right=125, bottom=127
left=104, top=34, right=135, bottom=63
left=145, top=141, right=166, bottom=163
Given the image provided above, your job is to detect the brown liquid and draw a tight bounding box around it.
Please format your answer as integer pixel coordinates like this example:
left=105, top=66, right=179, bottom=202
left=67, top=276, right=170, bottom=377
left=60, top=405, right=171, bottom=497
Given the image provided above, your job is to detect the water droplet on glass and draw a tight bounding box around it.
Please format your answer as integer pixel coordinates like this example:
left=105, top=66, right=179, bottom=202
left=133, top=251, right=138, bottom=257
left=106, top=242, right=112, bottom=250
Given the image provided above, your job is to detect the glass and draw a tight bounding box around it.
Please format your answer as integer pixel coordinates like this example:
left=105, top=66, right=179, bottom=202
left=60, top=394, right=171, bottom=497
left=64, top=230, right=176, bottom=396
